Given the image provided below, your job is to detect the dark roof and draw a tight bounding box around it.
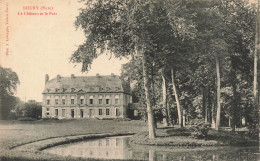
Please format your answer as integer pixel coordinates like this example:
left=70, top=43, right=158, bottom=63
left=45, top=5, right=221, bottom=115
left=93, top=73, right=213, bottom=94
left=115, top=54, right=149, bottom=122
left=43, top=75, right=124, bottom=94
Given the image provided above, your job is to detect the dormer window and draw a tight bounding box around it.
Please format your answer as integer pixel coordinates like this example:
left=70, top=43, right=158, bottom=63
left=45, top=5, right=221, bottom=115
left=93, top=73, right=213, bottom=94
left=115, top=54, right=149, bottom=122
left=47, top=89, right=50, bottom=93
left=55, top=88, right=59, bottom=92
left=71, top=88, right=75, bottom=92
left=106, top=87, right=110, bottom=91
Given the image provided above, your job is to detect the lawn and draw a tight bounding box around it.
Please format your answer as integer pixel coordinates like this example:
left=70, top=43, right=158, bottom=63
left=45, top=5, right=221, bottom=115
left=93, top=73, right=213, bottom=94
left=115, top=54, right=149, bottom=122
left=0, top=119, right=147, bottom=161
left=0, top=119, right=258, bottom=161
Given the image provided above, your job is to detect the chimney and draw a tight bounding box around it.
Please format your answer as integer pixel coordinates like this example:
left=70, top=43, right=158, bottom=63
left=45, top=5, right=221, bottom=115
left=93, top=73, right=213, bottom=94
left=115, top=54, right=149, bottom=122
left=57, top=75, right=61, bottom=82
left=111, top=73, right=115, bottom=77
left=71, top=74, right=75, bottom=78
left=96, top=73, right=100, bottom=78
left=45, top=74, right=49, bottom=84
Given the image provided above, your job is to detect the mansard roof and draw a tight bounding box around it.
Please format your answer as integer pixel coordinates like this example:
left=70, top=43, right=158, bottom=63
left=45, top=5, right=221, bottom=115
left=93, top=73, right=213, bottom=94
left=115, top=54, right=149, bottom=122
left=43, top=74, right=125, bottom=94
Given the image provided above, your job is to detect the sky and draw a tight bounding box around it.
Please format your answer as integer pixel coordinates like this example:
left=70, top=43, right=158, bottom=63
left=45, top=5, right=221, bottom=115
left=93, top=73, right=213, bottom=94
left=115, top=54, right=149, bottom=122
left=0, top=0, right=129, bottom=102
left=0, top=0, right=257, bottom=102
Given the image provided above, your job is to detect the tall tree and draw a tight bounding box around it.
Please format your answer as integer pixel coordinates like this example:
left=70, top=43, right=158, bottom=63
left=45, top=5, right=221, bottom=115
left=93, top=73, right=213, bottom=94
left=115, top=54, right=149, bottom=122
left=0, top=66, right=20, bottom=120
left=71, top=0, right=169, bottom=138
left=253, top=0, right=260, bottom=107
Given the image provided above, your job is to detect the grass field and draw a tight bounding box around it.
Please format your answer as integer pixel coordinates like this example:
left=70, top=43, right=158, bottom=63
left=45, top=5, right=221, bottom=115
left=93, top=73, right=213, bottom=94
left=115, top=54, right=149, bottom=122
left=0, top=119, right=257, bottom=161
left=0, top=119, right=147, bottom=161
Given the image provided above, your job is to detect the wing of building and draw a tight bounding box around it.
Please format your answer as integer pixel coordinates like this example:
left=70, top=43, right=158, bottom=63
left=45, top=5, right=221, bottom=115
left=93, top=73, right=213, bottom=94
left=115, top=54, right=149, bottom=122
left=42, top=74, right=132, bottom=119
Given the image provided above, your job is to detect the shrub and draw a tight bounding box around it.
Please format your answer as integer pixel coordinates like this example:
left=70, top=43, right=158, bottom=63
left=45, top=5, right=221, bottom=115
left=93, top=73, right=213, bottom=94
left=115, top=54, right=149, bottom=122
left=190, top=118, right=210, bottom=139
left=41, top=117, right=59, bottom=121
left=17, top=117, right=36, bottom=121
left=115, top=118, right=131, bottom=121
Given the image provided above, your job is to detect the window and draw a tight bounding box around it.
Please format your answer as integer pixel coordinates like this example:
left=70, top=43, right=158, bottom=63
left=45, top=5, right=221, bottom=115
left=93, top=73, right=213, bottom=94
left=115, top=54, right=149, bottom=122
left=99, top=99, right=102, bottom=104
left=55, top=109, right=58, bottom=116
left=99, top=109, right=102, bottom=115
left=46, top=100, right=50, bottom=105
left=62, top=109, right=65, bottom=117
left=98, top=140, right=102, bottom=146
left=71, top=99, right=74, bottom=104
left=46, top=107, right=50, bottom=111
left=89, top=99, right=93, bottom=104
left=71, top=109, right=74, bottom=118
left=55, top=99, right=58, bottom=105
left=62, top=99, right=65, bottom=105
left=116, top=109, right=119, bottom=116
left=106, top=99, right=110, bottom=104
left=116, top=138, right=120, bottom=146
left=115, top=99, right=119, bottom=104
left=106, top=139, right=109, bottom=146
left=80, top=99, right=84, bottom=105
left=106, top=109, right=110, bottom=115
left=80, top=109, right=84, bottom=118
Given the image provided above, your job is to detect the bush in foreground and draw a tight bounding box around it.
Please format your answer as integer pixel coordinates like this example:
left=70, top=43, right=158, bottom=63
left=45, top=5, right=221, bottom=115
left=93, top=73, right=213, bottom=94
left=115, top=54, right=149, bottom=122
left=190, top=119, right=211, bottom=139
left=17, top=117, right=36, bottom=121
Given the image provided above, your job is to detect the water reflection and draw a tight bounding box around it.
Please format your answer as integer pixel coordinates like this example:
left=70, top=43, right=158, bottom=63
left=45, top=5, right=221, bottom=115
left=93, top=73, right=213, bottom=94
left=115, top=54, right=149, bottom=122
left=45, top=136, right=259, bottom=160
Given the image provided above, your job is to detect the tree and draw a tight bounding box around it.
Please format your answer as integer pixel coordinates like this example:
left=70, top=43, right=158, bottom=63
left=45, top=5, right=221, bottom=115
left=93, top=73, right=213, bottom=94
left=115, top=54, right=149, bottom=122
left=253, top=0, right=259, bottom=105
left=23, top=100, right=42, bottom=119
left=0, top=66, right=20, bottom=120
left=71, top=0, right=162, bottom=138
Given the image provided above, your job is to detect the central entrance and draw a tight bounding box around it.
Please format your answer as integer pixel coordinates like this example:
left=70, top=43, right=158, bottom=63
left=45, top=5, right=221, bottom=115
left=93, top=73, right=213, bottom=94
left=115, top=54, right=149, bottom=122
left=89, top=109, right=93, bottom=117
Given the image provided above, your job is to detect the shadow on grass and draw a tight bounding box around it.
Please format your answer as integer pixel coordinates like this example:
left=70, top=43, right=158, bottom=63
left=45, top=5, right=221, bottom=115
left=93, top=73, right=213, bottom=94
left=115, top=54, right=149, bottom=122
left=130, top=126, right=258, bottom=147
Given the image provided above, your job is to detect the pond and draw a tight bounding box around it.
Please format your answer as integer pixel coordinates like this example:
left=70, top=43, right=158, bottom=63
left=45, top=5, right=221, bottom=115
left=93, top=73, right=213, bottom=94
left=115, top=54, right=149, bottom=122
left=44, top=136, right=259, bottom=160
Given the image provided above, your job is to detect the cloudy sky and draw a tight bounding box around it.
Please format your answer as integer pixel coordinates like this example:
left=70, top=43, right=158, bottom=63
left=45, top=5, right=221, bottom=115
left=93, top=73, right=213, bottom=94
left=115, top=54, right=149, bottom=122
left=0, top=0, right=128, bottom=102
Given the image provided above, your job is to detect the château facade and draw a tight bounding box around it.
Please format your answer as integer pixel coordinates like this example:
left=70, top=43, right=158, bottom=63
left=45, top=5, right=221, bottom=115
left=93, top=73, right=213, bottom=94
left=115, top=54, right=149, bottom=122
left=42, top=74, right=132, bottom=119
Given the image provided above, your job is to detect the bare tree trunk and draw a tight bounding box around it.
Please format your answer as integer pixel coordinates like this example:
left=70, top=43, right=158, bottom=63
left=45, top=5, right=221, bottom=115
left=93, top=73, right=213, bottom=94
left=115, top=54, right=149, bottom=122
left=253, top=0, right=259, bottom=105
left=171, top=67, right=183, bottom=127
left=231, top=60, right=238, bottom=132
left=183, top=109, right=186, bottom=127
left=212, top=101, right=216, bottom=128
left=161, top=71, right=168, bottom=126
left=151, top=64, right=157, bottom=129
left=203, top=86, right=208, bottom=123
left=142, top=52, right=156, bottom=139
left=208, top=86, right=212, bottom=124
left=215, top=56, right=221, bottom=131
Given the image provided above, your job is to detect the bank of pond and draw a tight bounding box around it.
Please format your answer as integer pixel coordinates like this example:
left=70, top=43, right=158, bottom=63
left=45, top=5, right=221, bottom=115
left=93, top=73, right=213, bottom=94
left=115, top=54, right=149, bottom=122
left=44, top=134, right=258, bottom=160
left=41, top=126, right=258, bottom=161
